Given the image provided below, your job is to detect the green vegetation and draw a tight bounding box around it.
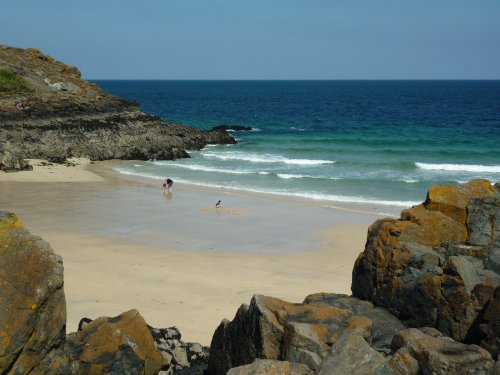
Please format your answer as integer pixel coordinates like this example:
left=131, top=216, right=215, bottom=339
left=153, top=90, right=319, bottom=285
left=0, top=69, right=29, bottom=93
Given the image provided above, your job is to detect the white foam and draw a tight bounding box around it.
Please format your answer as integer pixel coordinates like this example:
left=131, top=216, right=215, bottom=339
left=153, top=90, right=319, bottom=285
left=277, top=173, right=307, bottom=179
left=415, top=162, right=500, bottom=173
left=150, top=162, right=254, bottom=175
left=119, top=171, right=419, bottom=208
left=201, top=151, right=335, bottom=166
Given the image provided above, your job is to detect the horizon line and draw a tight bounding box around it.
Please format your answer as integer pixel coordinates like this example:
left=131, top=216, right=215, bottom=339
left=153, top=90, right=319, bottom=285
left=88, top=78, right=500, bottom=82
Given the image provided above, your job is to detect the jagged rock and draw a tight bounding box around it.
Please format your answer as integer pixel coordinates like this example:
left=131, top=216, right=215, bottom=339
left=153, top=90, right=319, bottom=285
left=424, top=179, right=495, bottom=225
left=148, top=325, right=209, bottom=375
left=65, top=310, right=163, bottom=374
left=466, top=286, right=500, bottom=361
left=0, top=212, right=67, bottom=373
left=352, top=180, right=499, bottom=348
left=226, top=359, right=314, bottom=375
left=0, top=45, right=236, bottom=166
left=303, top=293, right=406, bottom=350
left=467, top=196, right=500, bottom=248
left=206, top=293, right=406, bottom=375
left=387, top=347, right=419, bottom=375
left=212, top=125, right=253, bottom=132
left=317, top=332, right=392, bottom=375
left=392, top=328, right=494, bottom=375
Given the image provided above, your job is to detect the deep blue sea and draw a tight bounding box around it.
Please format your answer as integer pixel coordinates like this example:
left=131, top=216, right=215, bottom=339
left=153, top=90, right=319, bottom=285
left=95, top=80, right=500, bottom=213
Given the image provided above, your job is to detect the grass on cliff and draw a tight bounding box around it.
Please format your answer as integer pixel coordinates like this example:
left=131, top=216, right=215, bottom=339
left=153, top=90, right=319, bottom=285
left=0, top=69, right=30, bottom=94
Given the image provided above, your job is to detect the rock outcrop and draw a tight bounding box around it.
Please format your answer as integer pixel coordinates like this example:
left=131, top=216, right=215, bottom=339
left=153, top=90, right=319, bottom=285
left=148, top=325, right=209, bottom=375
left=206, top=293, right=403, bottom=374
left=0, top=211, right=66, bottom=374
left=0, top=45, right=235, bottom=170
left=0, top=212, right=176, bottom=374
left=206, top=293, right=495, bottom=374
left=352, top=179, right=499, bottom=357
left=65, top=310, right=163, bottom=374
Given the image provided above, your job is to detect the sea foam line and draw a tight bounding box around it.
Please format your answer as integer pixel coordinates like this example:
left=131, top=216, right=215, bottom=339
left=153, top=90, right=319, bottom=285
left=114, top=167, right=418, bottom=208
left=201, top=151, right=335, bottom=166
left=150, top=161, right=255, bottom=175
left=415, top=162, right=500, bottom=173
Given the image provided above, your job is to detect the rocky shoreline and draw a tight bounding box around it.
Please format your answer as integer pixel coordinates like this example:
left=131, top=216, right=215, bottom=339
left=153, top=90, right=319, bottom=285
left=0, top=179, right=498, bottom=374
left=0, top=45, right=235, bottom=171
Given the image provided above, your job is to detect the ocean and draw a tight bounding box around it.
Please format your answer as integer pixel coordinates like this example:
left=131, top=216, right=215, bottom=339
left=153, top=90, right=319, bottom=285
left=95, top=80, right=500, bottom=214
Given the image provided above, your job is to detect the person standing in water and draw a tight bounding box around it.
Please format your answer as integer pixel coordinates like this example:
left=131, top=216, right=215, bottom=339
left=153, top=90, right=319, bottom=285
left=163, top=178, right=173, bottom=192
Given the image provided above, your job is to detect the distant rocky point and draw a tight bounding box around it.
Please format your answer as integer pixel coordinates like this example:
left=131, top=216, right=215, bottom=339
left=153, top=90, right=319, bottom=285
left=0, top=45, right=235, bottom=171
left=211, top=125, right=253, bottom=132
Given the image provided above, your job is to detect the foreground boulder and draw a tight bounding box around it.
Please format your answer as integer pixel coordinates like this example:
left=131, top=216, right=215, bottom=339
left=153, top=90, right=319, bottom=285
left=0, top=212, right=168, bottom=374
left=227, top=359, right=313, bottom=375
left=392, top=328, right=494, bottom=375
left=206, top=293, right=496, bottom=374
left=0, top=211, right=67, bottom=373
left=352, top=179, right=499, bottom=353
left=65, top=310, right=163, bottom=374
left=206, top=293, right=404, bottom=374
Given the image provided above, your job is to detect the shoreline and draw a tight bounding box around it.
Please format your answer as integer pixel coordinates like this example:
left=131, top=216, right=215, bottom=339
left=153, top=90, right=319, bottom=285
left=1, top=159, right=383, bottom=344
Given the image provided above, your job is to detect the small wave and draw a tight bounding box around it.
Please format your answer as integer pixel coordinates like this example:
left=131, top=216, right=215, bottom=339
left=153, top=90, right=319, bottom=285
left=113, top=168, right=419, bottom=208
left=150, top=162, right=254, bottom=175
left=114, top=168, right=164, bottom=180
left=201, top=151, right=335, bottom=166
left=277, top=173, right=306, bottom=179
left=258, top=171, right=270, bottom=175
left=290, top=127, right=308, bottom=132
left=399, top=179, right=419, bottom=184
left=415, top=162, right=500, bottom=173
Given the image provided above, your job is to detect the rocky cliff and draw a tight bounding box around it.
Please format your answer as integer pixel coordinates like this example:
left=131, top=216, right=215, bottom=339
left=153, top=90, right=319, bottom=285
left=0, top=45, right=235, bottom=170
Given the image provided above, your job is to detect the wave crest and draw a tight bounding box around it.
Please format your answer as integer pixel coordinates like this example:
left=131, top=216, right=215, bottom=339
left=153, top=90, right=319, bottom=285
left=416, top=162, right=500, bottom=173
left=201, top=151, right=335, bottom=166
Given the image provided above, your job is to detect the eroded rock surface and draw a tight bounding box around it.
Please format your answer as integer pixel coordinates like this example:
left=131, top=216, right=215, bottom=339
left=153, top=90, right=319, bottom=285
left=206, top=293, right=403, bottom=375
left=352, top=179, right=499, bottom=350
left=0, top=212, right=67, bottom=373
left=65, top=310, right=163, bottom=374
left=149, top=325, right=209, bottom=375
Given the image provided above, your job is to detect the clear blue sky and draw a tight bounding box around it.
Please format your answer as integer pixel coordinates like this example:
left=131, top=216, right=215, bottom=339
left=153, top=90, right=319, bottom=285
left=1, top=1, right=499, bottom=79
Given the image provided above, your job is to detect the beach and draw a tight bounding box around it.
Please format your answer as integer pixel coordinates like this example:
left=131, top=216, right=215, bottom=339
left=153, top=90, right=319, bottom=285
left=1, top=160, right=383, bottom=345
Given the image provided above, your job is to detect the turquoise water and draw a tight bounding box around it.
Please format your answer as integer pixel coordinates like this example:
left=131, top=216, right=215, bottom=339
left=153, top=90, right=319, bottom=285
left=96, top=80, right=500, bottom=213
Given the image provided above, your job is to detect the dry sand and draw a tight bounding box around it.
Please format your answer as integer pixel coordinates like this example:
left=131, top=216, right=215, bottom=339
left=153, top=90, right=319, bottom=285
left=0, top=160, right=382, bottom=345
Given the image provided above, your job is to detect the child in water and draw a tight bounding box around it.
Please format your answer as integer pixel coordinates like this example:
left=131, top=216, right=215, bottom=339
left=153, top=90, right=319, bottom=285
left=163, top=178, right=173, bottom=192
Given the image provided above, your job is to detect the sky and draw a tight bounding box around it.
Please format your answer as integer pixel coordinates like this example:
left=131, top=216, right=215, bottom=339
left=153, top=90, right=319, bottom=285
left=1, top=1, right=499, bottom=80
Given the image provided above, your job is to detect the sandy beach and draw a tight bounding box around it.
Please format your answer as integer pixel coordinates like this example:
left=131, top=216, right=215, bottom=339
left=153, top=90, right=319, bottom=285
left=0, top=160, right=382, bottom=345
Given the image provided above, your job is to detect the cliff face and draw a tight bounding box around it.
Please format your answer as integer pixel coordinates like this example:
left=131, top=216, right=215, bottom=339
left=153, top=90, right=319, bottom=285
left=0, top=45, right=234, bottom=169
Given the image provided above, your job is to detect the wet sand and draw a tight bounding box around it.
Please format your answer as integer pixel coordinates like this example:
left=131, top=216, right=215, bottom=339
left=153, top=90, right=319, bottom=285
left=0, top=160, right=383, bottom=345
